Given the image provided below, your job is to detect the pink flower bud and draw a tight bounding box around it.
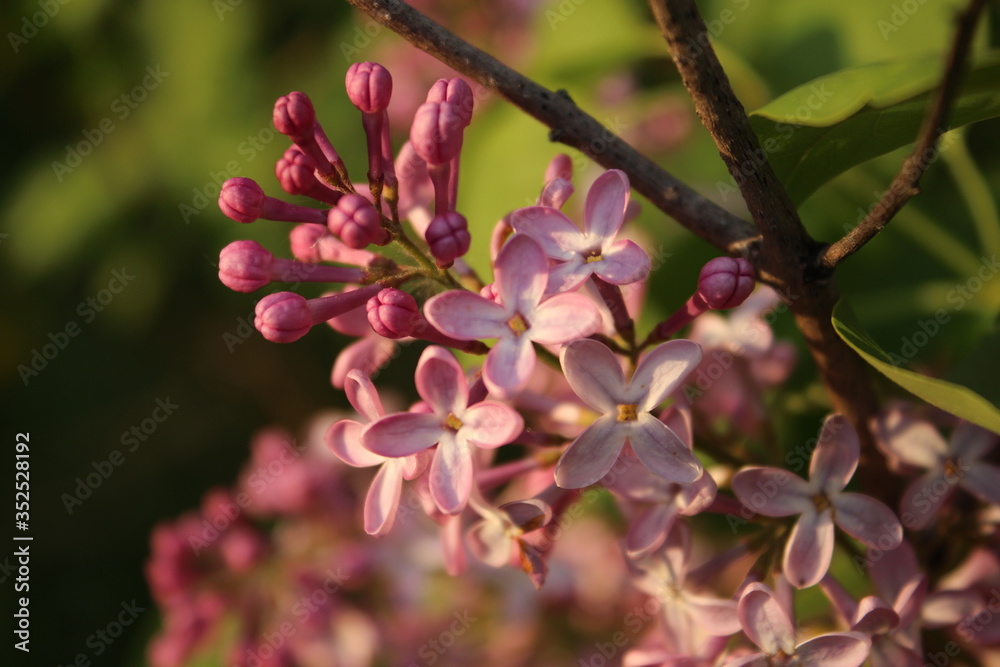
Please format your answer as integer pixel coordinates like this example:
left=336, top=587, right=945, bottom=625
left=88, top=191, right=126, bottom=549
left=425, top=211, right=470, bottom=267
left=366, top=288, right=419, bottom=338
left=697, top=257, right=755, bottom=310
left=254, top=292, right=313, bottom=343
left=410, top=101, right=464, bottom=166
left=273, top=91, right=316, bottom=142
left=426, top=78, right=474, bottom=127
left=544, top=153, right=573, bottom=184
left=219, top=240, right=273, bottom=293
left=275, top=148, right=342, bottom=206
left=289, top=224, right=378, bottom=267
left=218, top=177, right=265, bottom=223
left=345, top=62, right=393, bottom=114
left=327, top=194, right=388, bottom=249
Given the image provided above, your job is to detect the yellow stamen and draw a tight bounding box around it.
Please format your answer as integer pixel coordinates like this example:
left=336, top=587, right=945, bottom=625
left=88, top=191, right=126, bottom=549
left=812, top=493, right=831, bottom=513
left=944, top=458, right=964, bottom=480
left=585, top=254, right=603, bottom=263
left=507, top=313, right=528, bottom=336
left=617, top=404, right=638, bottom=422
left=444, top=414, right=464, bottom=431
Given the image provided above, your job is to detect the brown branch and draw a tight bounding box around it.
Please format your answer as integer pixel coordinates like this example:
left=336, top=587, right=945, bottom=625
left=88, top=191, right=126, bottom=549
left=648, top=0, right=892, bottom=497
left=343, top=0, right=758, bottom=256
left=819, top=0, right=988, bottom=271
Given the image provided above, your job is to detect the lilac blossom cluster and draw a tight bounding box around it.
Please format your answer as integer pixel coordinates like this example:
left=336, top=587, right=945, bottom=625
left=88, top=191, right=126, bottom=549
left=148, top=60, right=1000, bottom=666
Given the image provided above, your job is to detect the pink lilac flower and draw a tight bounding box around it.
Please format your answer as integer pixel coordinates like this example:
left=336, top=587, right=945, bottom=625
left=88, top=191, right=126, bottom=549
left=922, top=547, right=1000, bottom=646
left=603, top=403, right=717, bottom=559
left=510, top=169, right=650, bottom=294
left=732, top=414, right=903, bottom=589
left=555, top=338, right=704, bottom=489
left=871, top=411, right=1000, bottom=530
left=726, top=582, right=871, bottom=666
left=424, top=233, right=601, bottom=398
left=466, top=492, right=552, bottom=588
left=361, top=346, right=524, bottom=514
left=326, top=370, right=429, bottom=536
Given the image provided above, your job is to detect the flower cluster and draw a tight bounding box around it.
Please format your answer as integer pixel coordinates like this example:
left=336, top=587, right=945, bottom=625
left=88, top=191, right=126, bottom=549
left=149, top=59, right=1000, bottom=666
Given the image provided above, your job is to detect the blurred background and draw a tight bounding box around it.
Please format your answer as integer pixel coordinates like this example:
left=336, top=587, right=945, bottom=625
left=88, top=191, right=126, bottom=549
left=2, top=0, right=998, bottom=664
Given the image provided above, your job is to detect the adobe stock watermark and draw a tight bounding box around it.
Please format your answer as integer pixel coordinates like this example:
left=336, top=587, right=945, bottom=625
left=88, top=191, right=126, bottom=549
left=877, top=0, right=930, bottom=41
left=8, top=0, right=72, bottom=54
left=51, top=65, right=170, bottom=182
left=179, top=126, right=279, bottom=224
left=56, top=600, right=146, bottom=667
left=61, top=396, right=180, bottom=514
left=17, top=267, right=135, bottom=386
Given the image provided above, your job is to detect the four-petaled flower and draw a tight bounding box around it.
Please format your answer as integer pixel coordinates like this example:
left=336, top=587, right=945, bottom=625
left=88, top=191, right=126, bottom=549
left=510, top=169, right=651, bottom=294
left=732, top=415, right=903, bottom=589
left=555, top=338, right=704, bottom=489
left=424, top=233, right=601, bottom=398
left=361, top=346, right=524, bottom=514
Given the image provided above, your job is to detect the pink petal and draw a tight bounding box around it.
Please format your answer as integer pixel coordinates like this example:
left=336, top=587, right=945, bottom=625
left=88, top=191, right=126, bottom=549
left=629, top=415, right=702, bottom=484
left=326, top=419, right=384, bottom=467
left=467, top=517, right=512, bottom=567
left=834, top=493, right=902, bottom=549
left=402, top=450, right=431, bottom=480
left=584, top=169, right=629, bottom=241
left=851, top=596, right=899, bottom=635
left=677, top=471, right=718, bottom=515
left=951, top=420, right=998, bottom=461
left=495, top=233, right=548, bottom=316
left=793, top=632, right=871, bottom=667
left=728, top=316, right=774, bottom=358
left=685, top=594, right=741, bottom=636
left=460, top=401, right=523, bottom=448
left=869, top=641, right=923, bottom=667
left=810, top=414, right=860, bottom=493
left=731, top=467, right=812, bottom=517
left=869, top=539, right=921, bottom=603
left=899, top=471, right=951, bottom=530
left=629, top=340, right=703, bottom=411
left=555, top=415, right=627, bottom=488
left=509, top=206, right=584, bottom=260
left=482, top=335, right=536, bottom=398
left=330, top=335, right=397, bottom=388
left=364, top=460, right=404, bottom=536
left=441, top=514, right=466, bottom=575
left=429, top=432, right=472, bottom=514
left=960, top=462, right=1000, bottom=505
left=594, top=239, right=651, bottom=285
left=661, top=520, right=691, bottom=583
left=873, top=412, right=948, bottom=469
left=784, top=509, right=835, bottom=589
left=661, top=402, right=693, bottom=449
left=626, top=503, right=680, bottom=559
left=529, top=292, right=602, bottom=344
left=362, top=412, right=442, bottom=457
left=501, top=498, right=552, bottom=531
left=738, top=582, right=797, bottom=655
left=344, top=369, right=385, bottom=422
left=424, top=290, right=507, bottom=340
left=545, top=256, right=590, bottom=294
left=560, top=338, right=627, bottom=413
left=414, top=346, right=468, bottom=416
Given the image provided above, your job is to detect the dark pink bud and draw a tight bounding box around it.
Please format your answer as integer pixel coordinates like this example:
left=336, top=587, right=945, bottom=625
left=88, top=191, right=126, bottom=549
left=218, top=177, right=265, bottom=223
left=273, top=91, right=316, bottom=142
left=697, top=257, right=755, bottom=310
left=275, top=148, right=342, bottom=206
left=345, top=62, right=393, bottom=114
left=219, top=240, right=273, bottom=292
left=410, top=101, right=464, bottom=166
left=544, top=153, right=573, bottom=183
left=425, top=211, right=470, bottom=267
left=327, top=194, right=389, bottom=249
left=426, top=78, right=474, bottom=127
left=366, top=288, right=419, bottom=338
left=254, top=292, right=313, bottom=343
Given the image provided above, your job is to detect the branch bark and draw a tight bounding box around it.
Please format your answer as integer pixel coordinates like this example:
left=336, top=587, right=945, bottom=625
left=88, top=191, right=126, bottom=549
left=343, top=0, right=758, bottom=256
left=819, top=0, right=988, bottom=271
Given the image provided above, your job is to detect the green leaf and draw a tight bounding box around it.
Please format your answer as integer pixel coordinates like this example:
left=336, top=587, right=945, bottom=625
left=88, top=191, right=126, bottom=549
left=831, top=300, right=1000, bottom=434
left=749, top=53, right=1000, bottom=205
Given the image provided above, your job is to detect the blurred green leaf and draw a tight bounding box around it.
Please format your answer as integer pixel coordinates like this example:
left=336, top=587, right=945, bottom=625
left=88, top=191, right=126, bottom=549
left=749, top=53, right=1000, bottom=205
left=832, top=299, right=1000, bottom=434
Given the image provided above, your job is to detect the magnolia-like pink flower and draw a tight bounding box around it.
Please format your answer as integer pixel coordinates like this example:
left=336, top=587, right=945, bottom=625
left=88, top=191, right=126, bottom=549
left=361, top=346, right=524, bottom=514
left=555, top=338, right=704, bottom=489
left=872, top=411, right=1000, bottom=530
left=510, top=169, right=650, bottom=294
left=325, top=370, right=429, bottom=536
left=727, top=582, right=871, bottom=666
left=732, top=415, right=903, bottom=589
left=424, top=233, right=601, bottom=398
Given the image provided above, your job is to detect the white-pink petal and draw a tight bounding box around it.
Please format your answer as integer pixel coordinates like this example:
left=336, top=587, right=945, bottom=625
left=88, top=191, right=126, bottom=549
left=626, top=502, right=680, bottom=559
left=424, top=290, right=508, bottom=340
left=738, top=582, right=797, bottom=655
left=545, top=256, right=590, bottom=294
left=628, top=414, right=702, bottom=484
left=364, top=460, right=404, bottom=536
left=362, top=412, right=443, bottom=457
left=784, top=508, right=836, bottom=589
left=960, top=462, right=1000, bottom=505
left=793, top=632, right=871, bottom=667
left=833, top=493, right=902, bottom=549
left=899, top=470, right=951, bottom=530
left=509, top=206, right=583, bottom=260
left=495, top=233, right=548, bottom=316
left=584, top=169, right=629, bottom=241
left=951, top=420, right=998, bottom=461
left=593, top=239, right=651, bottom=285
left=560, top=338, right=627, bottom=413
left=460, top=402, right=523, bottom=448
left=345, top=370, right=385, bottom=422
left=731, top=467, right=812, bottom=517
left=810, top=414, right=860, bottom=493
left=629, top=340, right=703, bottom=410
left=555, top=415, right=628, bottom=489
left=331, top=335, right=397, bottom=388
left=430, top=432, right=473, bottom=514
left=482, top=335, right=536, bottom=398
left=327, top=419, right=385, bottom=467
left=414, top=346, right=468, bottom=416
left=529, top=292, right=601, bottom=344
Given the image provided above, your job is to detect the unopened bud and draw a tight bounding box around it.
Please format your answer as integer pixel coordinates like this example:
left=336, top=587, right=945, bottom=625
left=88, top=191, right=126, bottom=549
left=426, top=212, right=470, bottom=267
left=697, top=257, right=755, bottom=310
left=345, top=62, right=393, bottom=114
left=328, top=194, right=389, bottom=249
left=366, top=288, right=419, bottom=338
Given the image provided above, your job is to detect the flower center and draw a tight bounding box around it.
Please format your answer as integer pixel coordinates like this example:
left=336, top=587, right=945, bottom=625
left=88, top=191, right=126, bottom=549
left=811, top=493, right=831, bottom=513
left=584, top=248, right=603, bottom=263
left=943, top=457, right=964, bottom=480
left=507, top=313, right=529, bottom=336
left=443, top=413, right=464, bottom=432
left=617, top=404, right=638, bottom=422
